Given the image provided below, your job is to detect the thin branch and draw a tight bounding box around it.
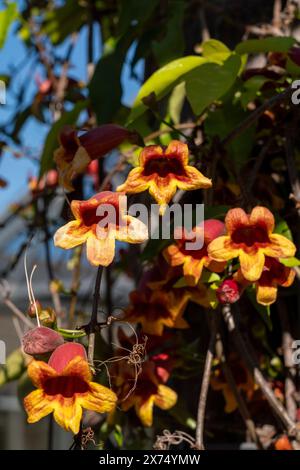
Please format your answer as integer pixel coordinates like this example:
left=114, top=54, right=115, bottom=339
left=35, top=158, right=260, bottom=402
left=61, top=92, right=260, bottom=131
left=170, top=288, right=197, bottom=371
left=195, top=313, right=218, bottom=449
left=0, top=281, right=34, bottom=329
left=222, top=304, right=297, bottom=435
left=88, top=266, right=104, bottom=367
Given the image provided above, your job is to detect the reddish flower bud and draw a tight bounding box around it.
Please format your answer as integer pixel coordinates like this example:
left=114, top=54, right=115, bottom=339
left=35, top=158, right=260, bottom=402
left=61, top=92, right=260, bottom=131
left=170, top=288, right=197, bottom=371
left=27, top=300, right=43, bottom=318
left=217, top=279, right=240, bottom=304
left=22, top=326, right=64, bottom=356
left=54, top=125, right=141, bottom=190
left=48, top=342, right=87, bottom=373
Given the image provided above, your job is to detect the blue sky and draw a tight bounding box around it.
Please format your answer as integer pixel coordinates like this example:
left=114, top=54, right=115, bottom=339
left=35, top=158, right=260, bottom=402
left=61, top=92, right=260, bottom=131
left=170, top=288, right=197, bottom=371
left=0, top=5, right=143, bottom=214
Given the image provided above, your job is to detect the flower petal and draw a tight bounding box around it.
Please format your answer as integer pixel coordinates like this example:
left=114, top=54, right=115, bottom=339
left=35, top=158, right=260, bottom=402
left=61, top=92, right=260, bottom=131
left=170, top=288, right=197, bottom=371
left=148, top=177, right=178, bottom=212
left=135, top=396, right=155, bottom=427
left=24, top=389, right=53, bottom=423
left=207, top=236, right=238, bottom=261
left=183, top=257, right=206, bottom=285
left=116, top=167, right=149, bottom=194
left=27, top=360, right=57, bottom=388
left=79, top=382, right=117, bottom=413
left=154, top=384, right=177, bottom=410
left=264, top=234, right=296, bottom=258
left=250, top=206, right=275, bottom=233
left=61, top=356, right=92, bottom=381
left=256, top=284, right=278, bottom=306
left=116, top=215, right=148, bottom=244
left=176, top=165, right=212, bottom=190
left=225, top=208, right=249, bottom=235
left=239, top=250, right=265, bottom=281
left=139, top=145, right=163, bottom=166
left=54, top=221, right=89, bottom=249
left=52, top=397, right=82, bottom=434
left=165, top=140, right=189, bottom=166
left=86, top=232, right=115, bottom=266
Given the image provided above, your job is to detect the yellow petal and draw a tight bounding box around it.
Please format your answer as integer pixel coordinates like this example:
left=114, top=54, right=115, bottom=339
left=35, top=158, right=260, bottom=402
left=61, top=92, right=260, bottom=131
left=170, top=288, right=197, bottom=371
left=54, top=221, right=89, bottom=249
left=135, top=396, right=155, bottom=427
left=148, top=178, right=178, bottom=211
left=176, top=166, right=212, bottom=190
left=239, top=250, right=265, bottom=282
left=86, top=232, right=115, bottom=266
left=163, top=244, right=186, bottom=267
left=115, top=215, right=148, bottom=244
left=250, top=206, right=275, bottom=233
left=52, top=397, right=82, bottom=434
left=79, top=382, right=117, bottom=413
left=183, top=257, right=206, bottom=285
left=24, top=389, right=53, bottom=423
left=154, top=384, right=177, bottom=410
left=62, top=356, right=92, bottom=382
left=256, top=284, right=278, bottom=306
left=27, top=360, right=57, bottom=388
left=116, top=167, right=149, bottom=194
left=207, top=236, right=238, bottom=261
left=264, top=234, right=296, bottom=258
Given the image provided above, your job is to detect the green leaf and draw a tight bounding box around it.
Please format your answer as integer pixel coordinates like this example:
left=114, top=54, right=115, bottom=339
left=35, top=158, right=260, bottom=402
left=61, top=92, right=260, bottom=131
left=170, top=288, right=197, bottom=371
left=185, top=54, right=241, bottom=115
left=235, top=37, right=296, bottom=55
left=201, top=39, right=231, bottom=62
left=41, top=0, right=85, bottom=45
left=240, top=76, right=267, bottom=109
left=128, top=56, right=207, bottom=122
left=0, top=349, right=25, bottom=388
left=201, top=270, right=221, bottom=283
left=247, top=287, right=272, bottom=330
left=274, top=218, right=293, bottom=241
left=168, top=82, right=186, bottom=124
left=90, top=32, right=135, bottom=124
left=39, top=100, right=88, bottom=177
left=0, top=3, right=17, bottom=49
left=152, top=0, right=185, bottom=66
left=279, top=257, right=300, bottom=267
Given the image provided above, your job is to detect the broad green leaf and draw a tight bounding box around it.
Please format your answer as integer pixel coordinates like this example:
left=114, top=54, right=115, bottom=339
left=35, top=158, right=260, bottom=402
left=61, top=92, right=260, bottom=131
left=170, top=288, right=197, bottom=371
left=90, top=32, right=135, bottom=124
left=235, top=37, right=296, bottom=55
left=239, top=75, right=266, bottom=109
left=153, top=0, right=185, bottom=66
left=201, top=270, right=221, bottom=283
left=0, top=349, right=25, bottom=387
left=279, top=257, right=300, bottom=267
left=0, top=3, right=17, bottom=49
left=185, top=54, right=241, bottom=115
left=201, top=39, right=231, bottom=62
left=168, top=82, right=186, bottom=124
left=39, top=100, right=88, bottom=177
left=128, top=56, right=207, bottom=122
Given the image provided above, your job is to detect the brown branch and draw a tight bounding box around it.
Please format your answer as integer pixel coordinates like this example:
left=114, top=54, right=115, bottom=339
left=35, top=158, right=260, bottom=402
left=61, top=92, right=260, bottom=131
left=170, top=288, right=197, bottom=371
left=0, top=281, right=34, bottom=329
left=195, top=313, right=218, bottom=449
left=222, top=304, right=296, bottom=435
left=88, top=266, right=103, bottom=367
left=215, top=331, right=263, bottom=448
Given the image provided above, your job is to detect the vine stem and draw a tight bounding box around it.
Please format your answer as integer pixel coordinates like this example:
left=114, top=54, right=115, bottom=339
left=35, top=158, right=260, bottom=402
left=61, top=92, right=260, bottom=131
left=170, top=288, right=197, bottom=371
left=222, top=304, right=297, bottom=435
left=88, top=266, right=103, bottom=367
left=195, top=314, right=218, bottom=449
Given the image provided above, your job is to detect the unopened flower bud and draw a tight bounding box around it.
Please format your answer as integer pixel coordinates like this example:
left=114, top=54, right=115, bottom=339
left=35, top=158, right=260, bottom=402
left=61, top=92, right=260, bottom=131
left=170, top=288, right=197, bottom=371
left=27, top=300, right=42, bottom=318
left=39, top=307, right=57, bottom=328
left=217, top=279, right=240, bottom=304
left=22, top=326, right=64, bottom=356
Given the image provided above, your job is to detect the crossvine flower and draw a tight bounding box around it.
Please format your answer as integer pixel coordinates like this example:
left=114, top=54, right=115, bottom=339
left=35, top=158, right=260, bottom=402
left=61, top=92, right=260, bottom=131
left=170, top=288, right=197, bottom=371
left=117, top=140, right=212, bottom=215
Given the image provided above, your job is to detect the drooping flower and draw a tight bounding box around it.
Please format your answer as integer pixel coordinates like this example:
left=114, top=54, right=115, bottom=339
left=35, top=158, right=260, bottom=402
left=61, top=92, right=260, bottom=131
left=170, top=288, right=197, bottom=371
left=54, top=125, right=138, bottom=190
left=207, top=206, right=296, bottom=282
left=211, top=354, right=256, bottom=413
left=112, top=359, right=177, bottom=427
left=163, top=220, right=226, bottom=286
left=24, top=343, right=117, bottom=434
left=117, top=140, right=212, bottom=215
left=124, top=288, right=190, bottom=336
left=54, top=191, right=148, bottom=266
left=235, top=257, right=295, bottom=306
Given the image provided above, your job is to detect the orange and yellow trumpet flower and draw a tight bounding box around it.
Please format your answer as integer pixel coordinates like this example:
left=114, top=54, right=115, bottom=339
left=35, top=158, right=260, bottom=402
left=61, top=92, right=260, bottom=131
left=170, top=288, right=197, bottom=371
left=207, top=206, right=296, bottom=282
left=124, top=288, right=190, bottom=336
left=54, top=191, right=148, bottom=266
left=117, top=140, right=212, bottom=215
left=235, top=256, right=295, bottom=306
left=24, top=343, right=117, bottom=434
left=163, top=219, right=226, bottom=286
